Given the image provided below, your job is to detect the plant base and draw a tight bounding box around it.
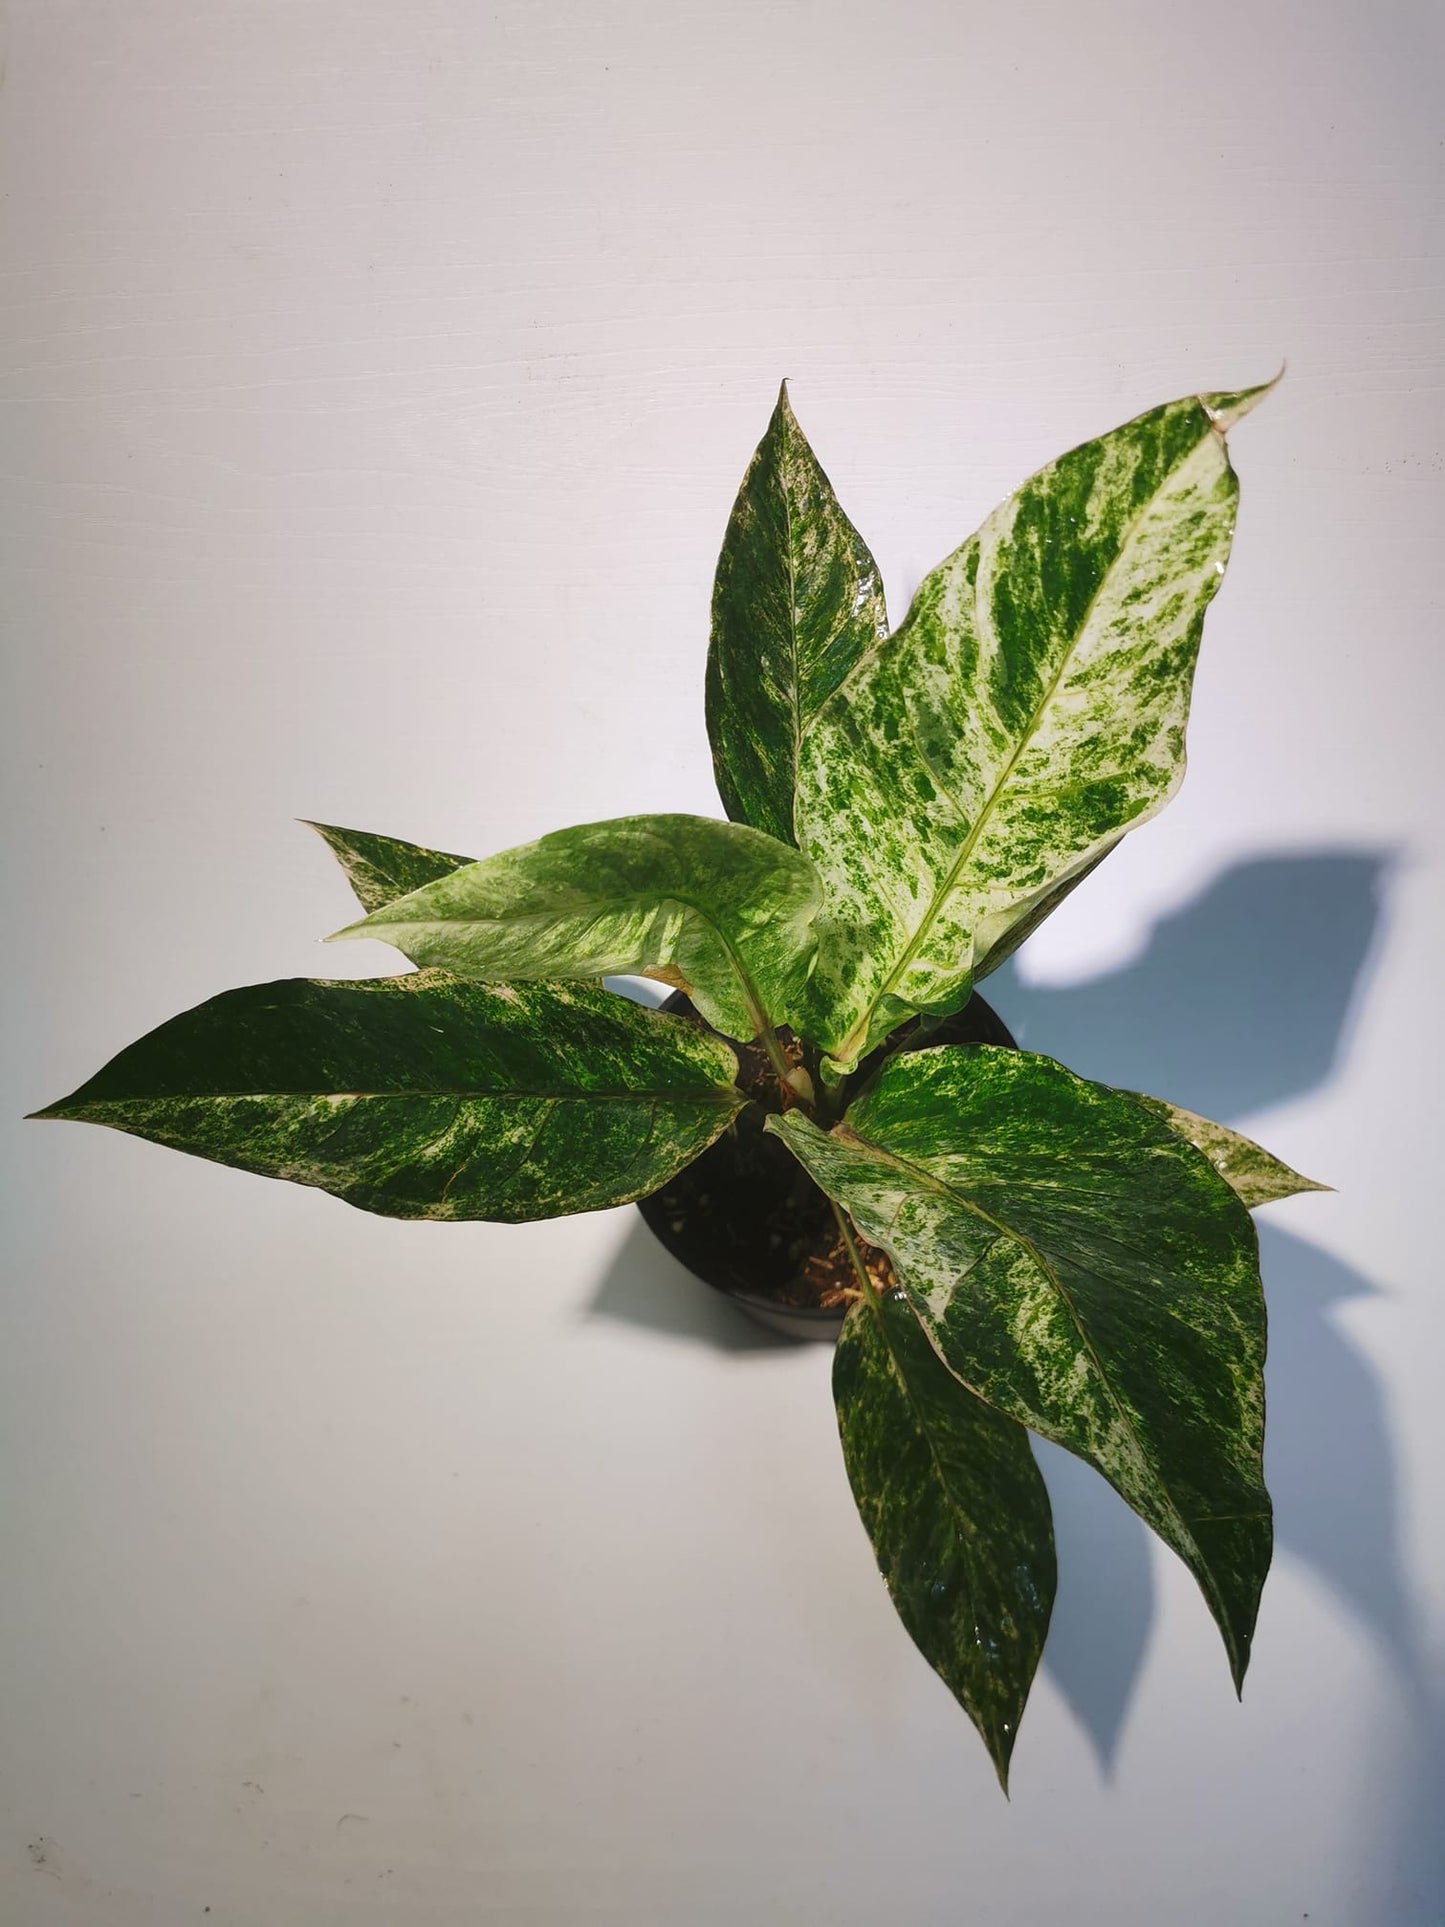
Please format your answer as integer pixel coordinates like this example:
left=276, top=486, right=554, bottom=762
left=637, top=991, right=1018, bottom=1340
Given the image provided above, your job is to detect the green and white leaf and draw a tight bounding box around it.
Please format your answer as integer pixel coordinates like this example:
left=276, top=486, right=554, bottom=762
left=34, top=974, right=743, bottom=1222
left=769, top=1046, right=1271, bottom=1687
left=707, top=383, right=889, bottom=847
left=835, top=1288, right=1055, bottom=1788
left=972, top=849, right=1111, bottom=983
left=306, top=820, right=474, bottom=913
left=797, top=384, right=1273, bottom=1066
left=1124, top=1092, right=1329, bottom=1208
left=328, top=813, right=823, bottom=1042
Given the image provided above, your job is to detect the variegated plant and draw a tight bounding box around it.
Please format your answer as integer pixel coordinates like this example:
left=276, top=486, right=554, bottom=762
left=34, top=381, right=1323, bottom=1788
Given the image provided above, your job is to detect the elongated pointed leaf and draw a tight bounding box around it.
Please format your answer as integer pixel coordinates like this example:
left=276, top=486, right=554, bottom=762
left=329, top=814, right=822, bottom=1041
left=769, top=1046, right=1271, bottom=1687
left=34, top=975, right=743, bottom=1222
left=798, top=384, right=1273, bottom=1066
left=707, top=385, right=888, bottom=847
left=836, top=1290, right=1055, bottom=1788
left=306, top=820, right=474, bottom=913
left=1124, top=1092, right=1329, bottom=1208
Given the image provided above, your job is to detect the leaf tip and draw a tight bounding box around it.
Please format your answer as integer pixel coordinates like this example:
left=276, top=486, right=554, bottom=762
left=27, top=1091, right=90, bottom=1122
left=1259, top=1167, right=1332, bottom=1204
left=771, top=377, right=799, bottom=435
left=1228, top=1635, right=1252, bottom=1699
left=979, top=1703, right=1025, bottom=1793
left=303, top=818, right=356, bottom=869
left=1201, top=365, right=1284, bottom=432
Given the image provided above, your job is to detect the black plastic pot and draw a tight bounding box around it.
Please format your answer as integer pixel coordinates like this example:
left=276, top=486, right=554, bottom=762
left=636, top=990, right=1018, bottom=1341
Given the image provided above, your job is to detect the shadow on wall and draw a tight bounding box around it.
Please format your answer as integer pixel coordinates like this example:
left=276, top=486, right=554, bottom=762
left=590, top=851, right=1423, bottom=1785
left=985, top=849, right=1385, bottom=1114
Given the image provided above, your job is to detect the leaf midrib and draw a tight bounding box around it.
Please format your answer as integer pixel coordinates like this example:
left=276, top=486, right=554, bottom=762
left=859, top=1299, right=992, bottom=1567
left=834, top=1222, right=1035, bottom=1780
left=833, top=1229, right=993, bottom=1613
left=830, top=1118, right=1229, bottom=1600
left=366, top=874, right=795, bottom=1035
left=831, top=414, right=1212, bottom=1061
left=776, top=404, right=885, bottom=849
left=783, top=410, right=802, bottom=843
left=48, top=1086, right=743, bottom=1111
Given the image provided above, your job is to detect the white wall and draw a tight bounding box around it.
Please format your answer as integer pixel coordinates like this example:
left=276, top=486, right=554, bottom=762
left=3, top=2, right=1441, bottom=1921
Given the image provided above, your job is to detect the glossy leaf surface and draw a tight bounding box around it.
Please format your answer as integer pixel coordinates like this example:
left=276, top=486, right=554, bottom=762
left=329, top=813, right=822, bottom=1041
left=707, top=384, right=888, bottom=845
left=35, top=974, right=743, bottom=1221
left=836, top=1289, right=1055, bottom=1787
left=1124, top=1092, right=1329, bottom=1208
left=770, top=1045, right=1271, bottom=1686
left=306, top=820, right=474, bottom=913
left=798, top=386, right=1270, bottom=1065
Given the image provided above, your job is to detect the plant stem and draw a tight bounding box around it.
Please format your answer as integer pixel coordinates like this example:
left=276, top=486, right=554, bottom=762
left=757, top=1022, right=795, bottom=1094
left=813, top=1059, right=852, bottom=1128
left=803, top=1044, right=835, bottom=1126
left=830, top=1199, right=879, bottom=1309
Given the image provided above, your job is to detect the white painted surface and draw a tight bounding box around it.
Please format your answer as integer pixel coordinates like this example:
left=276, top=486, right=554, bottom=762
left=2, top=1, right=1441, bottom=1920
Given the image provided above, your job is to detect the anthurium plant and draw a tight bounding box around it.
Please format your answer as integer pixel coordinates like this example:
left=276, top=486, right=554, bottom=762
left=34, top=379, right=1323, bottom=1787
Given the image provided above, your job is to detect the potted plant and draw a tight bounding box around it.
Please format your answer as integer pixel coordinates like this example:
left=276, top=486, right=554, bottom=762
left=32, top=379, right=1323, bottom=1788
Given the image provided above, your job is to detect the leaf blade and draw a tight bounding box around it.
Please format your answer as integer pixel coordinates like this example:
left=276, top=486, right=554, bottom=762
left=799, top=385, right=1271, bottom=1065
left=770, top=1045, right=1272, bottom=1687
left=707, top=384, right=888, bottom=845
left=305, top=820, right=475, bottom=913
left=835, top=1290, right=1055, bottom=1788
left=328, top=813, right=823, bottom=1041
left=1122, top=1092, right=1329, bottom=1208
left=36, top=974, right=744, bottom=1222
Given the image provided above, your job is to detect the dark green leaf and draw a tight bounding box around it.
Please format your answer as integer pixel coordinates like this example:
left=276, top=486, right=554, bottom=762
left=769, top=1046, right=1271, bottom=1688
left=797, top=383, right=1275, bottom=1067
left=836, top=1288, right=1055, bottom=1788
left=305, top=820, right=475, bottom=913
left=328, top=813, right=823, bottom=1042
left=34, top=974, right=744, bottom=1222
left=707, top=384, right=888, bottom=846
left=1123, top=1092, right=1329, bottom=1208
